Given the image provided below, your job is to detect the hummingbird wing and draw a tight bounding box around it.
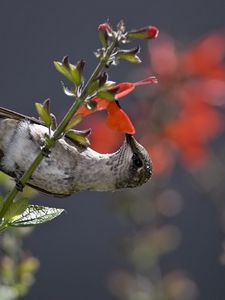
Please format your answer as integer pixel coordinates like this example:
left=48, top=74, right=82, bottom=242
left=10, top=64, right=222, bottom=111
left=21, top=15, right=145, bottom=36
left=0, top=107, right=44, bottom=125
left=26, top=182, right=71, bottom=197
left=0, top=106, right=90, bottom=148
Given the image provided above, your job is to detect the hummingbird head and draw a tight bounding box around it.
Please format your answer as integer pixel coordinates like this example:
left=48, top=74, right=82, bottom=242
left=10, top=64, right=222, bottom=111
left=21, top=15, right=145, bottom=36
left=114, top=134, right=153, bottom=189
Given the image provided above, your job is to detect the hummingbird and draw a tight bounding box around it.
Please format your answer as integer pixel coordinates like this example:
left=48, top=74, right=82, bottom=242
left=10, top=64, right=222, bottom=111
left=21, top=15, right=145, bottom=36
left=0, top=107, right=152, bottom=197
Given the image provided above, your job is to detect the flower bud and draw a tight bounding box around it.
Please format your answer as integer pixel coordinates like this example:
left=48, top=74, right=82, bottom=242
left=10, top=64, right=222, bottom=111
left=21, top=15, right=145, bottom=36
left=35, top=102, right=52, bottom=128
left=98, top=23, right=112, bottom=48
left=98, top=23, right=111, bottom=31
left=127, top=26, right=159, bottom=40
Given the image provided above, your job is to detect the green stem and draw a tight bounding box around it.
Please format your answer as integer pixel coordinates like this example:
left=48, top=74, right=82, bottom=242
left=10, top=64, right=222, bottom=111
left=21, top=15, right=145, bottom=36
left=0, top=152, right=44, bottom=220
left=52, top=37, right=117, bottom=139
left=0, top=35, right=118, bottom=224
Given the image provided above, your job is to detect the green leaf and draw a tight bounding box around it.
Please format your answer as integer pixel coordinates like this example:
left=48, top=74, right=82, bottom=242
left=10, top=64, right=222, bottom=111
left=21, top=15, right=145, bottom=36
left=35, top=102, right=52, bottom=127
left=54, top=61, right=81, bottom=86
left=96, top=90, right=116, bottom=101
left=0, top=196, right=4, bottom=212
left=4, top=197, right=28, bottom=221
left=98, top=30, right=108, bottom=48
left=66, top=129, right=90, bottom=147
left=127, top=30, right=147, bottom=39
left=117, top=53, right=141, bottom=63
left=65, top=115, right=83, bottom=131
left=85, top=79, right=100, bottom=96
left=8, top=205, right=64, bottom=227
left=70, top=65, right=81, bottom=86
left=54, top=61, right=73, bottom=82
left=115, top=46, right=141, bottom=64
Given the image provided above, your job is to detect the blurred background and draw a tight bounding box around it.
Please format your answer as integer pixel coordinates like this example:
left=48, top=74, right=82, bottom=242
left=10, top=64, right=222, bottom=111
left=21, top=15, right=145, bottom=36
left=0, top=0, right=225, bottom=299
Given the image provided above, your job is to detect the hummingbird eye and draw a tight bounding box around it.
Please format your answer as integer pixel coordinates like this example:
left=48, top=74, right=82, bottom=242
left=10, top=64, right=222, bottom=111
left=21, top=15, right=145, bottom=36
left=132, top=154, right=143, bottom=168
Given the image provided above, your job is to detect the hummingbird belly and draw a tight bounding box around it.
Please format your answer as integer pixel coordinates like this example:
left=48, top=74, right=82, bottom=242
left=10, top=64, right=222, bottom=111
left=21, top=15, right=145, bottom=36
left=0, top=120, right=79, bottom=196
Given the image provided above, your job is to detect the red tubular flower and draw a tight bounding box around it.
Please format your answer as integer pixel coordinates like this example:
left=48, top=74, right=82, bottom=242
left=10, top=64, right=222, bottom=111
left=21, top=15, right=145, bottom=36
left=76, top=76, right=157, bottom=134
left=163, top=93, right=224, bottom=167
left=180, top=32, right=225, bottom=79
left=136, top=31, right=225, bottom=174
left=127, top=26, right=159, bottom=40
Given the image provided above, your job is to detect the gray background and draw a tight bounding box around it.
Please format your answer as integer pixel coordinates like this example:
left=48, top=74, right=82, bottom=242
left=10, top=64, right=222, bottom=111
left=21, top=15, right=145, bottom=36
left=0, top=1, right=225, bottom=299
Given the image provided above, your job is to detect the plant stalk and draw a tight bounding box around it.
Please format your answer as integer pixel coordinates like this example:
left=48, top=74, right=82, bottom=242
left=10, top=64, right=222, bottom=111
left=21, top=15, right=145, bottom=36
left=0, top=36, right=118, bottom=223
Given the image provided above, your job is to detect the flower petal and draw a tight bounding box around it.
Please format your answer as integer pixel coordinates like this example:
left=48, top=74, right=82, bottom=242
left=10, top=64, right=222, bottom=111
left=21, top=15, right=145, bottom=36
left=79, top=115, right=123, bottom=153
left=111, top=77, right=157, bottom=99
left=106, top=102, right=135, bottom=134
left=133, top=76, right=158, bottom=86
left=112, top=83, right=135, bottom=99
left=76, top=97, right=109, bottom=117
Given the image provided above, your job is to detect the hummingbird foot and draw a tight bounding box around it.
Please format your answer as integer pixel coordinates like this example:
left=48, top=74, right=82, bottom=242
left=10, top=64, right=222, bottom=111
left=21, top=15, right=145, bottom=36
left=40, top=145, right=51, bottom=158
left=15, top=180, right=25, bottom=192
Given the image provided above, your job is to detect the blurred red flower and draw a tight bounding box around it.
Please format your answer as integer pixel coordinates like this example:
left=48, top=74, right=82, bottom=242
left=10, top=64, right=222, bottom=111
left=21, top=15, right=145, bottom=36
left=85, top=31, right=225, bottom=175
left=142, top=32, right=225, bottom=173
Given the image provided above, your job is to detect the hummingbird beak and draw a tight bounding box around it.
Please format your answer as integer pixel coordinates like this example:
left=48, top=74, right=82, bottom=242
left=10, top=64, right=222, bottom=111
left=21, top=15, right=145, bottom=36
left=125, top=134, right=139, bottom=153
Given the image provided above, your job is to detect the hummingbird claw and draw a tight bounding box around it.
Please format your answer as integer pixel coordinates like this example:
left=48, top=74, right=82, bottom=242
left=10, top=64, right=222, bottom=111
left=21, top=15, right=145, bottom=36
left=15, top=180, right=25, bottom=192
left=40, top=145, right=51, bottom=157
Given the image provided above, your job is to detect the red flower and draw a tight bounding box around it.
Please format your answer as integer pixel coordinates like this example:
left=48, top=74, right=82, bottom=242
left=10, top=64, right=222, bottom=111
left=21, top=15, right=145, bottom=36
left=181, top=32, right=225, bottom=79
left=163, top=92, right=224, bottom=168
left=143, top=32, right=225, bottom=173
left=76, top=76, right=157, bottom=134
